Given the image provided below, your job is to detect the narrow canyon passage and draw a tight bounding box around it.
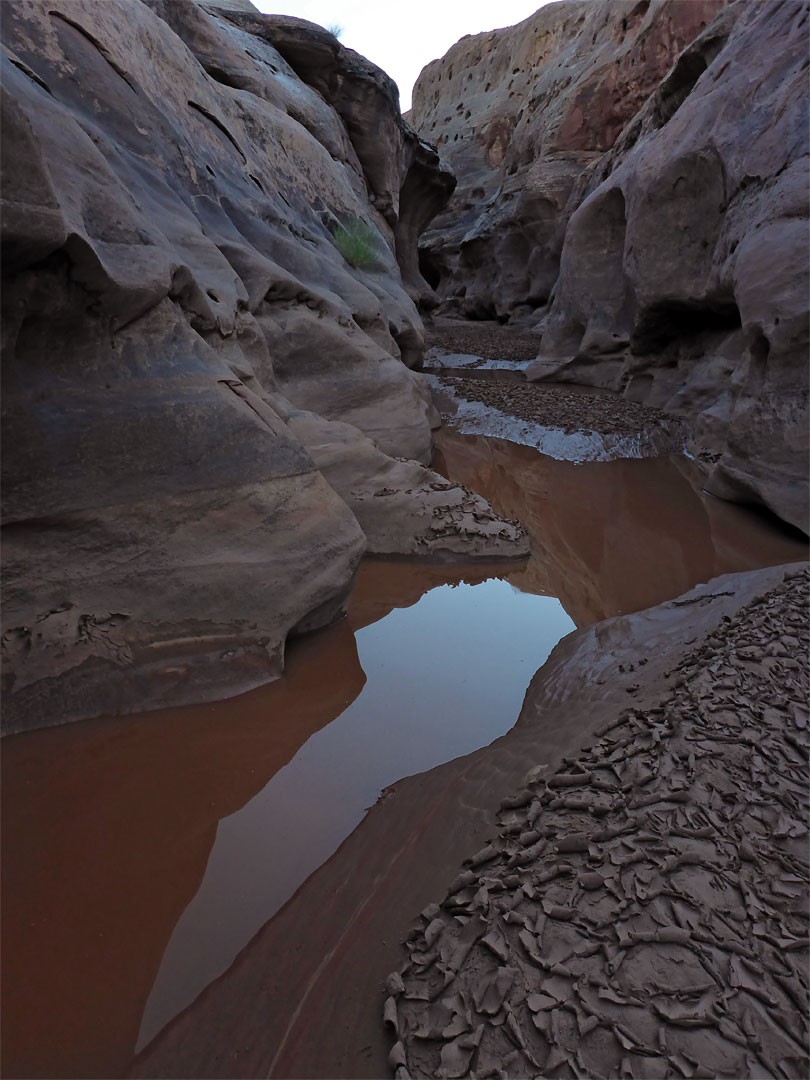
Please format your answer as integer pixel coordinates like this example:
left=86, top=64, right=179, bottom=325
left=2, top=433, right=805, bottom=1080
left=2, top=2, right=807, bottom=1078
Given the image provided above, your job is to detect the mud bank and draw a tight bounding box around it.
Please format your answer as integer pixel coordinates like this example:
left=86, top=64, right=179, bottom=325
left=4, top=385, right=807, bottom=1079
left=132, top=563, right=808, bottom=1080
left=389, top=566, right=810, bottom=1079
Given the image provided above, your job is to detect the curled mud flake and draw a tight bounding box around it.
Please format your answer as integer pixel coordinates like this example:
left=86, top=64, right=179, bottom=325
left=387, top=971, right=406, bottom=996
left=437, top=1024, right=483, bottom=1078
left=518, top=928, right=543, bottom=964
left=541, top=899, right=576, bottom=921
left=438, top=915, right=488, bottom=978
left=577, top=1011, right=602, bottom=1038
left=500, top=789, right=534, bottom=810
left=502, top=1002, right=545, bottom=1069
left=466, top=844, right=499, bottom=868
left=470, top=885, right=490, bottom=913
left=425, top=918, right=447, bottom=948
left=579, top=871, right=606, bottom=890
left=509, top=838, right=547, bottom=867
left=388, top=1040, right=408, bottom=1068
left=473, top=967, right=517, bottom=1016
left=535, top=862, right=576, bottom=885
left=443, top=886, right=476, bottom=912
left=555, top=832, right=590, bottom=853
left=650, top=992, right=717, bottom=1028
left=403, top=977, right=435, bottom=1001
left=717, top=1015, right=749, bottom=1047
left=481, top=926, right=511, bottom=963
left=526, top=992, right=558, bottom=1013
left=548, top=772, right=594, bottom=789
left=448, top=869, right=479, bottom=893
left=440, top=1008, right=471, bottom=1041
left=383, top=994, right=403, bottom=1038
left=518, top=829, right=541, bottom=846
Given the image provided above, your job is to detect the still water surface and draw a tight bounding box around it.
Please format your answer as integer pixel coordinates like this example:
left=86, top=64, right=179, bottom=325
left=2, top=431, right=806, bottom=1078
left=136, top=579, right=573, bottom=1050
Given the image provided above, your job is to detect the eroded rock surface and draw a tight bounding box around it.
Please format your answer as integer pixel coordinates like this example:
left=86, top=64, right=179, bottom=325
left=532, top=0, right=809, bottom=533
left=411, top=0, right=809, bottom=532
left=388, top=566, right=810, bottom=1079
left=0, top=0, right=520, bottom=732
left=410, top=0, right=726, bottom=323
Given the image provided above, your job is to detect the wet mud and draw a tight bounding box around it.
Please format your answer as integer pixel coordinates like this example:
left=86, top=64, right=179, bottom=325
left=2, top=439, right=806, bottom=1080
left=433, top=374, right=675, bottom=440
left=390, top=568, right=810, bottom=1080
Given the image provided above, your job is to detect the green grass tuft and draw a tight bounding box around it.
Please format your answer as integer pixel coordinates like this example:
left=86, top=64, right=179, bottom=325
left=333, top=218, right=378, bottom=268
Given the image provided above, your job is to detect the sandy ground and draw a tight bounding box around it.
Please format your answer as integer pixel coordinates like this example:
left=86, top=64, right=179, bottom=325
left=387, top=568, right=810, bottom=1079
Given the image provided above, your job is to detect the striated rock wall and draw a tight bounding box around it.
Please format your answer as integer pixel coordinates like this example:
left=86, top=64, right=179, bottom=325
left=410, top=0, right=809, bottom=533
left=409, top=0, right=725, bottom=322
left=0, top=0, right=523, bottom=733
left=531, top=0, right=809, bottom=533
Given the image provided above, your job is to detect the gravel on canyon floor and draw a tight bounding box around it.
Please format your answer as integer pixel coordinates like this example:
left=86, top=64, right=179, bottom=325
left=425, top=320, right=679, bottom=439
left=435, top=374, right=678, bottom=440
left=427, top=321, right=545, bottom=365
left=386, top=566, right=810, bottom=1080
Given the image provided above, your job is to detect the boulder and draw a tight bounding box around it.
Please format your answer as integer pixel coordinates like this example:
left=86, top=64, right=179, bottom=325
left=287, top=411, right=527, bottom=559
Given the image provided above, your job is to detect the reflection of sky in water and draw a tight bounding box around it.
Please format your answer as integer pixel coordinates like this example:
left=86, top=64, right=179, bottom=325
left=138, top=578, right=574, bottom=1050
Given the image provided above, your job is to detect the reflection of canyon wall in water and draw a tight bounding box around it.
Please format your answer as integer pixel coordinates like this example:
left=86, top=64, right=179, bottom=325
left=434, top=429, right=807, bottom=627
left=131, top=561, right=805, bottom=1080
left=0, top=619, right=364, bottom=1080
left=1, top=554, right=529, bottom=1080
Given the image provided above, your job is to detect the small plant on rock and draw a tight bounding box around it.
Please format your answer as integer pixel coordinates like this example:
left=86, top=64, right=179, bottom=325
left=333, top=217, right=378, bottom=268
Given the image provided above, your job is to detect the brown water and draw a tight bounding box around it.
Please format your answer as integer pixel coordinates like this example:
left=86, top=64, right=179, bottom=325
left=433, top=429, right=805, bottom=624
left=2, top=432, right=805, bottom=1079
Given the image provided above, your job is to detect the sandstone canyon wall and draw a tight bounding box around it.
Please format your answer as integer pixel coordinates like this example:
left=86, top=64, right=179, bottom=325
left=410, top=0, right=809, bottom=533
left=0, top=0, right=526, bottom=733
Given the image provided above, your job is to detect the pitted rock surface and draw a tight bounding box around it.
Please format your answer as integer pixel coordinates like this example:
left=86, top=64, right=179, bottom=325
left=410, top=0, right=726, bottom=324
left=411, top=0, right=808, bottom=532
left=387, top=568, right=810, bottom=1079
left=531, top=0, right=809, bottom=533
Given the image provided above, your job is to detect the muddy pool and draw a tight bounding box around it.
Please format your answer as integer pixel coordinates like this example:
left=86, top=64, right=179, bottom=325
left=2, top=428, right=806, bottom=1079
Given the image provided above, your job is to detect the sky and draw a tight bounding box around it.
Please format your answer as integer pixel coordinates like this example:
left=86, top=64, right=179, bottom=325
left=252, top=0, right=551, bottom=111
